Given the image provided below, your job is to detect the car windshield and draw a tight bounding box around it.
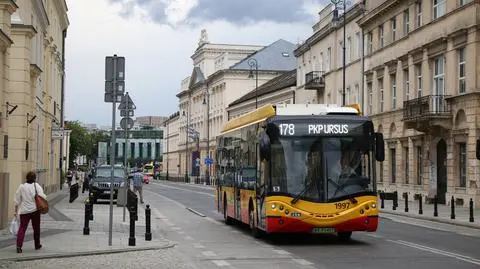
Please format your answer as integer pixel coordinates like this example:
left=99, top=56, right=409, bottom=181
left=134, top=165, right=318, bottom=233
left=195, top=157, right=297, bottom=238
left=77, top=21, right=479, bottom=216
left=95, top=168, right=125, bottom=178
left=269, top=136, right=374, bottom=202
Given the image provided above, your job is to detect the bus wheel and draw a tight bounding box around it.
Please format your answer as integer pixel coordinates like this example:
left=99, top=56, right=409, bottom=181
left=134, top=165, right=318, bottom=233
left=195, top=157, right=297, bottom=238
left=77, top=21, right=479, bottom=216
left=338, top=231, right=352, bottom=242
left=223, top=198, right=233, bottom=225
left=249, top=209, right=261, bottom=238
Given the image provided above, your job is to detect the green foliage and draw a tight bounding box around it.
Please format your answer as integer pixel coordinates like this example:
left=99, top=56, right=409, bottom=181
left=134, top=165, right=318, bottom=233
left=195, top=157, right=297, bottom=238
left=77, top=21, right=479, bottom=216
left=66, top=121, right=109, bottom=168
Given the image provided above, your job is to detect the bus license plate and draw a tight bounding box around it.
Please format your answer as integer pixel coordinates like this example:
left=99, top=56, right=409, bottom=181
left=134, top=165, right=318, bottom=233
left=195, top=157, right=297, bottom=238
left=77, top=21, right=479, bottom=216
left=312, top=228, right=335, bottom=234
left=104, top=191, right=110, bottom=195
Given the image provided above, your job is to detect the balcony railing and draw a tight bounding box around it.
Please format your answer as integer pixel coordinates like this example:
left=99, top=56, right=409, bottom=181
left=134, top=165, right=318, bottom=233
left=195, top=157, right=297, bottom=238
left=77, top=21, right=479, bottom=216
left=403, top=95, right=451, bottom=121
left=305, top=71, right=325, bottom=90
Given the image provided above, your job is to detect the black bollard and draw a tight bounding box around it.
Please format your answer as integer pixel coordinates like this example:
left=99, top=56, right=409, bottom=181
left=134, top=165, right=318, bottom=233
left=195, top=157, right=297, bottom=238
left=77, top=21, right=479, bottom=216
left=393, top=191, right=398, bottom=211
left=404, top=193, right=409, bottom=213
left=469, top=198, right=474, bottom=223
left=418, top=194, right=423, bottom=215
left=145, top=204, right=152, bottom=241
left=83, top=199, right=90, bottom=235
left=434, top=196, right=438, bottom=217
left=128, top=209, right=136, bottom=246
left=450, top=196, right=455, bottom=220
left=380, top=193, right=385, bottom=209
left=89, top=193, right=94, bottom=220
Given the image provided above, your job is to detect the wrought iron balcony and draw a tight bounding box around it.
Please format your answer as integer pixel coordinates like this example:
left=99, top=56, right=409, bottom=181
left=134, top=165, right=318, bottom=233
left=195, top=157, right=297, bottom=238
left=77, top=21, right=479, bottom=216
left=304, top=71, right=325, bottom=90
left=403, top=95, right=452, bottom=132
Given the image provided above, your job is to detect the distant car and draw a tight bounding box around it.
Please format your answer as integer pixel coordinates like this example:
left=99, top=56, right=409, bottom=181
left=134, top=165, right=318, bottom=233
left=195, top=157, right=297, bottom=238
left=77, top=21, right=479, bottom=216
left=143, top=174, right=151, bottom=184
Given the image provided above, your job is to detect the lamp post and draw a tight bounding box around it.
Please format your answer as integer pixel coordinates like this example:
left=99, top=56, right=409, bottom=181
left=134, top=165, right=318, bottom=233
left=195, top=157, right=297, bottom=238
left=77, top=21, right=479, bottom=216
left=164, top=121, right=169, bottom=181
left=202, top=82, right=210, bottom=185
left=182, top=110, right=189, bottom=183
left=331, top=0, right=348, bottom=106
left=248, top=58, right=259, bottom=109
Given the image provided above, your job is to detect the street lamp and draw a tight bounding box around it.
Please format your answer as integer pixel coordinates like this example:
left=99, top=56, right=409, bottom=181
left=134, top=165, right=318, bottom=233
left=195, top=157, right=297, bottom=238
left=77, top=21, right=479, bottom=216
left=182, top=110, right=189, bottom=183
left=202, top=82, right=210, bottom=185
left=163, top=121, right=169, bottom=181
left=247, top=58, right=259, bottom=109
left=331, top=0, right=349, bottom=106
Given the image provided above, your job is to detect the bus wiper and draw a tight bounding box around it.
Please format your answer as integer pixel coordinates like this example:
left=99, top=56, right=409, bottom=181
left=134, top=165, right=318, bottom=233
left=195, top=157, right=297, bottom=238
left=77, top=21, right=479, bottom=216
left=291, top=179, right=316, bottom=205
left=328, top=177, right=358, bottom=204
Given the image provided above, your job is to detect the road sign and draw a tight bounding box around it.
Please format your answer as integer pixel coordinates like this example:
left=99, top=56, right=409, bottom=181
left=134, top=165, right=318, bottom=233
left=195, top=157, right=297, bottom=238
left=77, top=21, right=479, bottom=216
left=120, top=110, right=134, bottom=117
left=52, top=128, right=64, bottom=139
left=105, top=56, right=125, bottom=81
left=118, top=94, right=136, bottom=110
left=104, top=92, right=123, bottom=103
left=120, top=117, right=134, bottom=130
left=204, top=157, right=213, bottom=165
left=105, top=80, right=125, bottom=93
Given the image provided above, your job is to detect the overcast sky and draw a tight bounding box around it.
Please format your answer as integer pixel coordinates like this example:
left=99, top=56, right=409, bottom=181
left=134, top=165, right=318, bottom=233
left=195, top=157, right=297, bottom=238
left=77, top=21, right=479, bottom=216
left=65, top=0, right=327, bottom=126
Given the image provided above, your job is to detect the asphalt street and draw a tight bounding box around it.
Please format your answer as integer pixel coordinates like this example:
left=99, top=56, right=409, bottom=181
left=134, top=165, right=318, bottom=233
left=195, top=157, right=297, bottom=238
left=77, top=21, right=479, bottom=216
left=143, top=180, right=480, bottom=269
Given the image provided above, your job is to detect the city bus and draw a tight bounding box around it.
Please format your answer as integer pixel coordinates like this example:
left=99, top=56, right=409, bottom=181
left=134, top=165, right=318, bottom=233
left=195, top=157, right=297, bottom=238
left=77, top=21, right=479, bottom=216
left=214, top=103, right=385, bottom=240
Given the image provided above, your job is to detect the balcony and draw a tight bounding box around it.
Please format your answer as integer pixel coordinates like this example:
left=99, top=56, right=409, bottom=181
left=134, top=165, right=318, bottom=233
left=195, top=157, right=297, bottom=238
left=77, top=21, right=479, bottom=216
left=304, top=71, right=325, bottom=90
left=403, top=95, right=452, bottom=132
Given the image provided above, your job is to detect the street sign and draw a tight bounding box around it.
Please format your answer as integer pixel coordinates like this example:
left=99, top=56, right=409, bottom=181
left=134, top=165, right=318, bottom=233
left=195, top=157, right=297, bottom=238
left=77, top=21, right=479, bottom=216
left=105, top=56, right=125, bottom=81
left=52, top=128, right=64, bottom=139
left=118, top=94, right=136, bottom=110
left=204, top=157, right=213, bottom=165
left=120, top=110, right=134, bottom=117
left=105, top=80, right=125, bottom=94
left=120, top=117, right=134, bottom=130
left=104, top=93, right=123, bottom=103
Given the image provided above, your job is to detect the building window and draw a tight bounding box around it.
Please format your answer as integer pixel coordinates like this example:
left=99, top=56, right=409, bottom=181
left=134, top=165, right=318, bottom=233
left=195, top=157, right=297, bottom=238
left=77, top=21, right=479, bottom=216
left=433, top=55, right=445, bottom=96
left=458, top=47, right=466, bottom=93
left=347, top=36, right=352, bottom=63
left=416, top=1, right=423, bottom=27
left=416, top=64, right=422, bottom=97
left=391, top=18, right=396, bottom=42
left=366, top=31, right=373, bottom=54
left=115, top=143, right=119, bottom=159
left=155, top=142, right=161, bottom=159
left=356, top=32, right=361, bottom=59
left=403, top=9, right=410, bottom=35
left=122, top=142, right=126, bottom=158
left=367, top=83, right=373, bottom=114
left=380, top=89, right=384, bottom=112
left=378, top=24, right=384, bottom=48
left=130, top=142, right=135, bottom=158
left=319, top=52, right=324, bottom=71
left=391, top=74, right=397, bottom=109
left=416, top=146, right=423, bottom=185
left=404, top=69, right=410, bottom=100
left=433, top=0, right=446, bottom=19
left=458, top=143, right=467, bottom=187
left=390, top=148, right=396, bottom=183
left=461, top=0, right=473, bottom=6
left=327, top=47, right=332, bottom=71
left=147, top=143, right=152, bottom=158
left=404, top=146, right=409, bottom=184
left=139, top=142, right=144, bottom=158
left=339, top=41, right=343, bottom=67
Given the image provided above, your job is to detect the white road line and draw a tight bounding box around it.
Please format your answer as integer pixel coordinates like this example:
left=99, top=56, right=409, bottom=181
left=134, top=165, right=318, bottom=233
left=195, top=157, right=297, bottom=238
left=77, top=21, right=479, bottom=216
left=389, top=239, right=480, bottom=266
left=363, top=233, right=383, bottom=238
left=192, top=243, right=205, bottom=249
left=211, top=260, right=230, bottom=267
left=153, top=182, right=215, bottom=197
left=186, top=207, right=206, bottom=217
left=293, top=259, right=314, bottom=266
left=185, top=236, right=194, bottom=240
left=171, top=227, right=182, bottom=231
left=177, top=231, right=185, bottom=234
left=202, top=251, right=217, bottom=257
left=272, top=249, right=291, bottom=255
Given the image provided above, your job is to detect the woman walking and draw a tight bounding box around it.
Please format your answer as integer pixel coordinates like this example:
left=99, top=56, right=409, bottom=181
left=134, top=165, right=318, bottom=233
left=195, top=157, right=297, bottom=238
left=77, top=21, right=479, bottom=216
left=13, top=171, right=46, bottom=253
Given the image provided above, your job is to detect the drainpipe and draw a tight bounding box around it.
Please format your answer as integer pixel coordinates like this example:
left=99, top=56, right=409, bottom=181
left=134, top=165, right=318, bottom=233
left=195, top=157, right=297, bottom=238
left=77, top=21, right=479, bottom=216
left=361, top=27, right=365, bottom=115
left=59, top=29, right=67, bottom=190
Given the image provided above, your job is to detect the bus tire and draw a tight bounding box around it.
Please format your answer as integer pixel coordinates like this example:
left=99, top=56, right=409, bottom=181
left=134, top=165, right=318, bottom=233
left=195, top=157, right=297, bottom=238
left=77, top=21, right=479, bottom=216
left=223, top=196, right=233, bottom=225
left=338, top=231, right=352, bottom=242
left=249, top=208, right=261, bottom=238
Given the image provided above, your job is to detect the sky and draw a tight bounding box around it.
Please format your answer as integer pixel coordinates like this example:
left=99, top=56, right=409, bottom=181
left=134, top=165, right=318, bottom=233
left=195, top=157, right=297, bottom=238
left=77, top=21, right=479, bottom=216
left=65, top=0, right=328, bottom=126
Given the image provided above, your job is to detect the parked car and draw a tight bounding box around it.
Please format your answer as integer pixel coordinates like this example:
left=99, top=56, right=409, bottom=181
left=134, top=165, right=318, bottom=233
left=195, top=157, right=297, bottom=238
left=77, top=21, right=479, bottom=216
left=89, top=165, right=126, bottom=203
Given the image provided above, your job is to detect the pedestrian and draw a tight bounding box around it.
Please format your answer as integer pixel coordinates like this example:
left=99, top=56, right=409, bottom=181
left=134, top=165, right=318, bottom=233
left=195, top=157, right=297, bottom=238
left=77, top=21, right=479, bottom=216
left=13, top=171, right=46, bottom=253
left=66, top=169, right=73, bottom=188
left=132, top=167, right=144, bottom=204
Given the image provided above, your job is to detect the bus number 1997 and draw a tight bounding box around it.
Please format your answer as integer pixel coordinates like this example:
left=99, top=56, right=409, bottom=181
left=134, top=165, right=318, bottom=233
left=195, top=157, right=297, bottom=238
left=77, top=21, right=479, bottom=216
left=335, top=202, right=350, bottom=210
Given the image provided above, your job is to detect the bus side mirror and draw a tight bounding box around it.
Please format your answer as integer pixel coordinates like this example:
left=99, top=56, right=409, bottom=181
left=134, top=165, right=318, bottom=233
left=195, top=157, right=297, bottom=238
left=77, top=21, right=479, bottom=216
left=375, top=133, right=385, bottom=162
left=476, top=139, right=480, bottom=160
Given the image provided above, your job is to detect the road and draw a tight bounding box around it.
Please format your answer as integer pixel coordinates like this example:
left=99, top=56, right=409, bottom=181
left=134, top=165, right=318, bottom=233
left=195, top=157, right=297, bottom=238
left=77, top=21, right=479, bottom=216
left=143, top=180, right=480, bottom=269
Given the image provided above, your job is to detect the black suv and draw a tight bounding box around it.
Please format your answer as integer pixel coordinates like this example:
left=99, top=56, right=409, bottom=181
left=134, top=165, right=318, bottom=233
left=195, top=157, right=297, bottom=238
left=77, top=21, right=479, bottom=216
left=89, top=164, right=126, bottom=202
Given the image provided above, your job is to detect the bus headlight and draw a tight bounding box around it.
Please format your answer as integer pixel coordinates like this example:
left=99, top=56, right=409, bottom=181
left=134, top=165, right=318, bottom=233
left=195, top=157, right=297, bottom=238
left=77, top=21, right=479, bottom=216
left=271, top=204, right=276, bottom=209
left=371, top=203, right=377, bottom=208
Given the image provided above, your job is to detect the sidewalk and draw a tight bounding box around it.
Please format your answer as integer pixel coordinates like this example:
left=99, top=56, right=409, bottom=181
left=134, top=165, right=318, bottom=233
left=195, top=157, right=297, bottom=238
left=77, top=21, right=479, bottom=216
left=379, top=198, right=480, bottom=229
left=0, top=185, right=173, bottom=263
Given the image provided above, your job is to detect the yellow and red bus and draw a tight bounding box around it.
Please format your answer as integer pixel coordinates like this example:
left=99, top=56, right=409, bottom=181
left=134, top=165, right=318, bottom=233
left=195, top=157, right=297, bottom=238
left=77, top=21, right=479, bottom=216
left=214, top=103, right=385, bottom=240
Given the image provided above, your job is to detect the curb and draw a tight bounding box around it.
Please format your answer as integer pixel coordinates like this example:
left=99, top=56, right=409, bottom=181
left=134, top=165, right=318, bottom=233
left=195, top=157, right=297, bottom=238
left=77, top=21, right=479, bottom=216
left=380, top=211, right=480, bottom=230
left=2, top=242, right=176, bottom=262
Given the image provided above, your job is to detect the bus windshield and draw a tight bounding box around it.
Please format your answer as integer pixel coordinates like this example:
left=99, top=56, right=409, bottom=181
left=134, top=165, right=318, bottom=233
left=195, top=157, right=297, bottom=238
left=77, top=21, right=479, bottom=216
left=269, top=136, right=374, bottom=203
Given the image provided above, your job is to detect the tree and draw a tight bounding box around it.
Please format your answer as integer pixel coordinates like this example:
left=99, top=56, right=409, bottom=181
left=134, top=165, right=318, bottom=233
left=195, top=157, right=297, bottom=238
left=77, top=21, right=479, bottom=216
left=87, top=130, right=109, bottom=162
left=65, top=121, right=90, bottom=168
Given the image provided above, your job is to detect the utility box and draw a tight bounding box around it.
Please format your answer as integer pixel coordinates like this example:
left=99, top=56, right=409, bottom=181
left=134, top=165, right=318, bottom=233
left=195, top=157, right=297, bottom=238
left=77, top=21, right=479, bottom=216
left=117, top=187, right=127, bottom=207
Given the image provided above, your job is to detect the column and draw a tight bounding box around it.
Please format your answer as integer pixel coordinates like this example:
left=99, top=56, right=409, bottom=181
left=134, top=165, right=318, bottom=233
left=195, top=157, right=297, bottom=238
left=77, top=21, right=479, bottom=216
left=465, top=28, right=478, bottom=91
left=421, top=48, right=431, bottom=96
left=445, top=38, right=456, bottom=96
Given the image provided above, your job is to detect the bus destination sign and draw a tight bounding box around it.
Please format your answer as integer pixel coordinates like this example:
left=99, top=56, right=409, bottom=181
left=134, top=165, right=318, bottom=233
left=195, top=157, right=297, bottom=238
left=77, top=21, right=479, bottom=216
left=275, top=122, right=364, bottom=136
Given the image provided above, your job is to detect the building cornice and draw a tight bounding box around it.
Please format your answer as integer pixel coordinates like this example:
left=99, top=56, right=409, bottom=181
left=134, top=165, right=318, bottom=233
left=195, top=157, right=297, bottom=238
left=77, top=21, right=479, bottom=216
left=54, top=0, right=69, bottom=30
left=0, top=28, right=13, bottom=51
left=33, top=0, right=50, bottom=27
left=30, top=63, right=43, bottom=78
left=11, top=24, right=37, bottom=38
left=0, top=0, right=18, bottom=14
left=357, top=0, right=401, bottom=27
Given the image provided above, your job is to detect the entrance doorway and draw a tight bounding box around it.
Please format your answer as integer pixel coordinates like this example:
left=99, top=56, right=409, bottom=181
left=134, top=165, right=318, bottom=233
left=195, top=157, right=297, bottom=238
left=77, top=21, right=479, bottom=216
left=436, top=139, right=447, bottom=204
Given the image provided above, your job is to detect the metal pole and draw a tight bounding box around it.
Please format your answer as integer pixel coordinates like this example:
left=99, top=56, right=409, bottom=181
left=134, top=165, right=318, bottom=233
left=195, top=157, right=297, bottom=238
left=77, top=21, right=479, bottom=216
left=123, top=92, right=129, bottom=223
left=108, top=54, right=117, bottom=246
left=342, top=0, right=346, bottom=106
left=166, top=122, right=169, bottom=181
left=206, top=83, right=210, bottom=185
left=255, top=64, right=258, bottom=109
left=185, top=108, right=189, bottom=183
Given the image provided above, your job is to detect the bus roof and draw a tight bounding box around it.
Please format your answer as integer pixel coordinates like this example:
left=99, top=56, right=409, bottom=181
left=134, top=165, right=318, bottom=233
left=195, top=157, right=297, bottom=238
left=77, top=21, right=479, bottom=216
left=221, top=103, right=362, bottom=135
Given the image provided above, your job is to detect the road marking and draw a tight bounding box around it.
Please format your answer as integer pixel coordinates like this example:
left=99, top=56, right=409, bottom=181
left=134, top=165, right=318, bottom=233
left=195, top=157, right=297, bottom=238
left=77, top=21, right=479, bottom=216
left=192, top=243, right=205, bottom=249
left=185, top=236, right=194, bottom=240
left=205, top=217, right=223, bottom=225
left=202, top=251, right=217, bottom=257
left=186, top=207, right=206, bottom=217
left=154, top=182, right=215, bottom=197
left=293, top=259, right=314, bottom=266
left=177, top=231, right=185, bottom=234
left=212, top=260, right=230, bottom=267
left=272, top=249, right=291, bottom=255
left=171, top=227, right=181, bottom=231
left=389, top=239, right=480, bottom=265
left=364, top=233, right=383, bottom=238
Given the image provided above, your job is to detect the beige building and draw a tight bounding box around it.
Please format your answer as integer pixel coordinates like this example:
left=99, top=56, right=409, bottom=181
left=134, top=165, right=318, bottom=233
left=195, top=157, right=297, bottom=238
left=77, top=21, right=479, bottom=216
left=135, top=116, right=168, bottom=128
left=0, top=0, right=69, bottom=229
left=163, top=111, right=180, bottom=179
left=359, top=0, right=479, bottom=206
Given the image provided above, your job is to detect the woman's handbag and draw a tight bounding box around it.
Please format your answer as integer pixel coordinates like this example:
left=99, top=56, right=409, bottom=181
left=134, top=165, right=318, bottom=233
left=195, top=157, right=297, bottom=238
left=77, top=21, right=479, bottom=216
left=34, top=183, right=49, bottom=214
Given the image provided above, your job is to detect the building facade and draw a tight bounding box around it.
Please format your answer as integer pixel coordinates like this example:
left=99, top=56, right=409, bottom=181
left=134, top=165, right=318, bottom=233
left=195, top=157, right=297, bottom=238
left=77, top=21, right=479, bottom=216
left=135, top=116, right=168, bottom=128
left=162, top=111, right=180, bottom=179
left=0, top=0, right=68, bottom=229
left=359, top=0, right=480, bottom=206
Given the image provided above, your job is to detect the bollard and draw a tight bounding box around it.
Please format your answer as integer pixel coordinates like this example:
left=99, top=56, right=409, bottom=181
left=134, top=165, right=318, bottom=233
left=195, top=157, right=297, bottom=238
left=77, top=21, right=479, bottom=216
left=469, top=198, right=474, bottom=222
left=145, top=204, right=152, bottom=241
left=418, top=194, right=423, bottom=215
left=380, top=193, right=385, bottom=209
left=434, top=196, right=438, bottom=217
left=393, top=191, right=398, bottom=211
left=404, top=192, right=409, bottom=213
left=450, top=196, right=455, bottom=220
left=83, top=199, right=90, bottom=235
left=89, top=192, right=94, bottom=220
left=128, top=209, right=136, bottom=246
